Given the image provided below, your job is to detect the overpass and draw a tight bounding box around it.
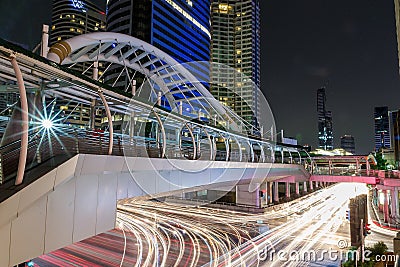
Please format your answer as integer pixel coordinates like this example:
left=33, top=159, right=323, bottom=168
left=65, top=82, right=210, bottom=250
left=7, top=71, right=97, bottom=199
left=0, top=33, right=315, bottom=266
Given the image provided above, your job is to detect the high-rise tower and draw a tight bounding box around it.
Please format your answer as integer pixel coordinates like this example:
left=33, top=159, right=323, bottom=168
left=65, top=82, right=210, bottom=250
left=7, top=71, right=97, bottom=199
left=210, top=0, right=260, bottom=129
left=106, top=0, right=211, bottom=90
left=374, top=106, right=391, bottom=151
left=50, top=0, right=106, bottom=45
left=317, top=87, right=333, bottom=150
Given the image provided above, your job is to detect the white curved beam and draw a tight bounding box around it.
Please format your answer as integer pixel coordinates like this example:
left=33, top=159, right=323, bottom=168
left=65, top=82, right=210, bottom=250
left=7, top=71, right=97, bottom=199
left=10, top=54, right=29, bottom=185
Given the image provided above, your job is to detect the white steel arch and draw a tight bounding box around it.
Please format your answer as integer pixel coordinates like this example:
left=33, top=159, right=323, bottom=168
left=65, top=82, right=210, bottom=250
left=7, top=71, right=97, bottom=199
left=47, top=32, right=253, bottom=134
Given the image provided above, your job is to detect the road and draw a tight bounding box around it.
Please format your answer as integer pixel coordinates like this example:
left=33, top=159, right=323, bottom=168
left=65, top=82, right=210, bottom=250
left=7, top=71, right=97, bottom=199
left=32, top=183, right=396, bottom=266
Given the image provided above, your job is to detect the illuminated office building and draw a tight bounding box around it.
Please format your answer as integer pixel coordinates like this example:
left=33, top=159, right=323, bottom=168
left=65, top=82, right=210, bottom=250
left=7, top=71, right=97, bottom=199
left=210, top=0, right=260, bottom=129
left=317, top=87, right=333, bottom=150
left=106, top=0, right=211, bottom=90
left=374, top=106, right=391, bottom=151
left=50, top=0, right=106, bottom=74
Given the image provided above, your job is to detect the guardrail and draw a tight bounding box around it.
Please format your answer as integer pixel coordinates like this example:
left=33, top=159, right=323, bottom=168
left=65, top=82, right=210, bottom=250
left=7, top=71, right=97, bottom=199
left=0, top=127, right=308, bottom=185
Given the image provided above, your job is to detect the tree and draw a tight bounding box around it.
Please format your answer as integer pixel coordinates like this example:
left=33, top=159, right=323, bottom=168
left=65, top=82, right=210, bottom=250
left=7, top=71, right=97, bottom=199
left=372, top=152, right=387, bottom=170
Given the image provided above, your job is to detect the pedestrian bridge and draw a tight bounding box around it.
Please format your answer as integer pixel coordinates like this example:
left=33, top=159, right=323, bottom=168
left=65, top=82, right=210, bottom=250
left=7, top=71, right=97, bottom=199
left=0, top=32, right=313, bottom=266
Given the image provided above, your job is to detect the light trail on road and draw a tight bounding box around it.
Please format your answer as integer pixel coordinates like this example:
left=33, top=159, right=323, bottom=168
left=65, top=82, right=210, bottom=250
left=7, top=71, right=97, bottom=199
left=114, top=183, right=368, bottom=267
left=34, top=183, right=384, bottom=267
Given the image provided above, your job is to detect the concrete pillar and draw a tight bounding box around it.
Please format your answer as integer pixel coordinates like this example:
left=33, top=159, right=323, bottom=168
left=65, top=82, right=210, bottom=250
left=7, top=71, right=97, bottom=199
left=236, top=184, right=260, bottom=208
left=286, top=182, right=290, bottom=198
left=269, top=182, right=273, bottom=204
left=309, top=181, right=313, bottom=191
left=303, top=181, right=308, bottom=193
left=295, top=182, right=300, bottom=195
left=274, top=182, right=279, bottom=202
left=384, top=190, right=390, bottom=223
left=395, top=188, right=399, bottom=219
left=390, top=187, right=398, bottom=223
left=315, top=181, right=319, bottom=188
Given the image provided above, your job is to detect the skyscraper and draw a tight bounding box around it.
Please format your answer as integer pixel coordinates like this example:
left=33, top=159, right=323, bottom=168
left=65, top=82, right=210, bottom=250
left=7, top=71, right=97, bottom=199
left=50, top=0, right=106, bottom=74
left=210, top=0, right=260, bottom=128
left=50, top=0, right=106, bottom=45
left=374, top=106, right=391, bottom=151
left=106, top=0, right=211, bottom=90
left=317, top=87, right=333, bottom=150
left=340, top=135, right=356, bottom=154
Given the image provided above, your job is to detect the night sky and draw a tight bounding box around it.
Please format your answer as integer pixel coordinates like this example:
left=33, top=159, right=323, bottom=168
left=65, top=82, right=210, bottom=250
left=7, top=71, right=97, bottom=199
left=0, top=0, right=399, bottom=154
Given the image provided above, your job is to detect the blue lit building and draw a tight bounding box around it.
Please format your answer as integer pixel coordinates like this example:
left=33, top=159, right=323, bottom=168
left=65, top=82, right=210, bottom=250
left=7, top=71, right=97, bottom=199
left=374, top=106, right=391, bottom=151
left=106, top=0, right=211, bottom=89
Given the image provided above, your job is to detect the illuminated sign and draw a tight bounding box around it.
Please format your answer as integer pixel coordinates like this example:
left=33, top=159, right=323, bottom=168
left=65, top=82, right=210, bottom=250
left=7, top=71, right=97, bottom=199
left=71, top=0, right=85, bottom=10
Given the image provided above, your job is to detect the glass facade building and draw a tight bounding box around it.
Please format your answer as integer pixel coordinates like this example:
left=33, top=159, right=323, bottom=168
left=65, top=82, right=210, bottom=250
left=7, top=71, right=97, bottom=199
left=106, top=0, right=211, bottom=90
left=317, top=87, right=333, bottom=150
left=374, top=106, right=391, bottom=151
left=210, top=0, right=260, bottom=129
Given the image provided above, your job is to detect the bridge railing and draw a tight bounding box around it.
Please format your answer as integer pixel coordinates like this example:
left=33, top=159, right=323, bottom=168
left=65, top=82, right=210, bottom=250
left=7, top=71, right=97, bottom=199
left=0, top=128, right=306, bottom=185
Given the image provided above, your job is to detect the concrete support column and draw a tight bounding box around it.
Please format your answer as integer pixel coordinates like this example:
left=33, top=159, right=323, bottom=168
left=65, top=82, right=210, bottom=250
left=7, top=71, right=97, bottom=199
left=295, top=182, right=300, bottom=195
left=384, top=190, right=390, bottom=223
left=303, top=181, right=308, bottom=193
left=286, top=182, right=290, bottom=198
left=309, top=181, right=313, bottom=191
left=268, top=182, right=273, bottom=204
left=236, top=184, right=260, bottom=208
left=315, top=181, right=319, bottom=188
left=274, top=182, right=279, bottom=202
left=395, top=188, right=399, bottom=219
left=391, top=189, right=397, bottom=222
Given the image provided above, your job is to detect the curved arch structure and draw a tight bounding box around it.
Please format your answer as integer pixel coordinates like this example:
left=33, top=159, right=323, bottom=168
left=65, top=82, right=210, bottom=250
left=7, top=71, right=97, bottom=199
left=47, top=32, right=252, bottom=134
